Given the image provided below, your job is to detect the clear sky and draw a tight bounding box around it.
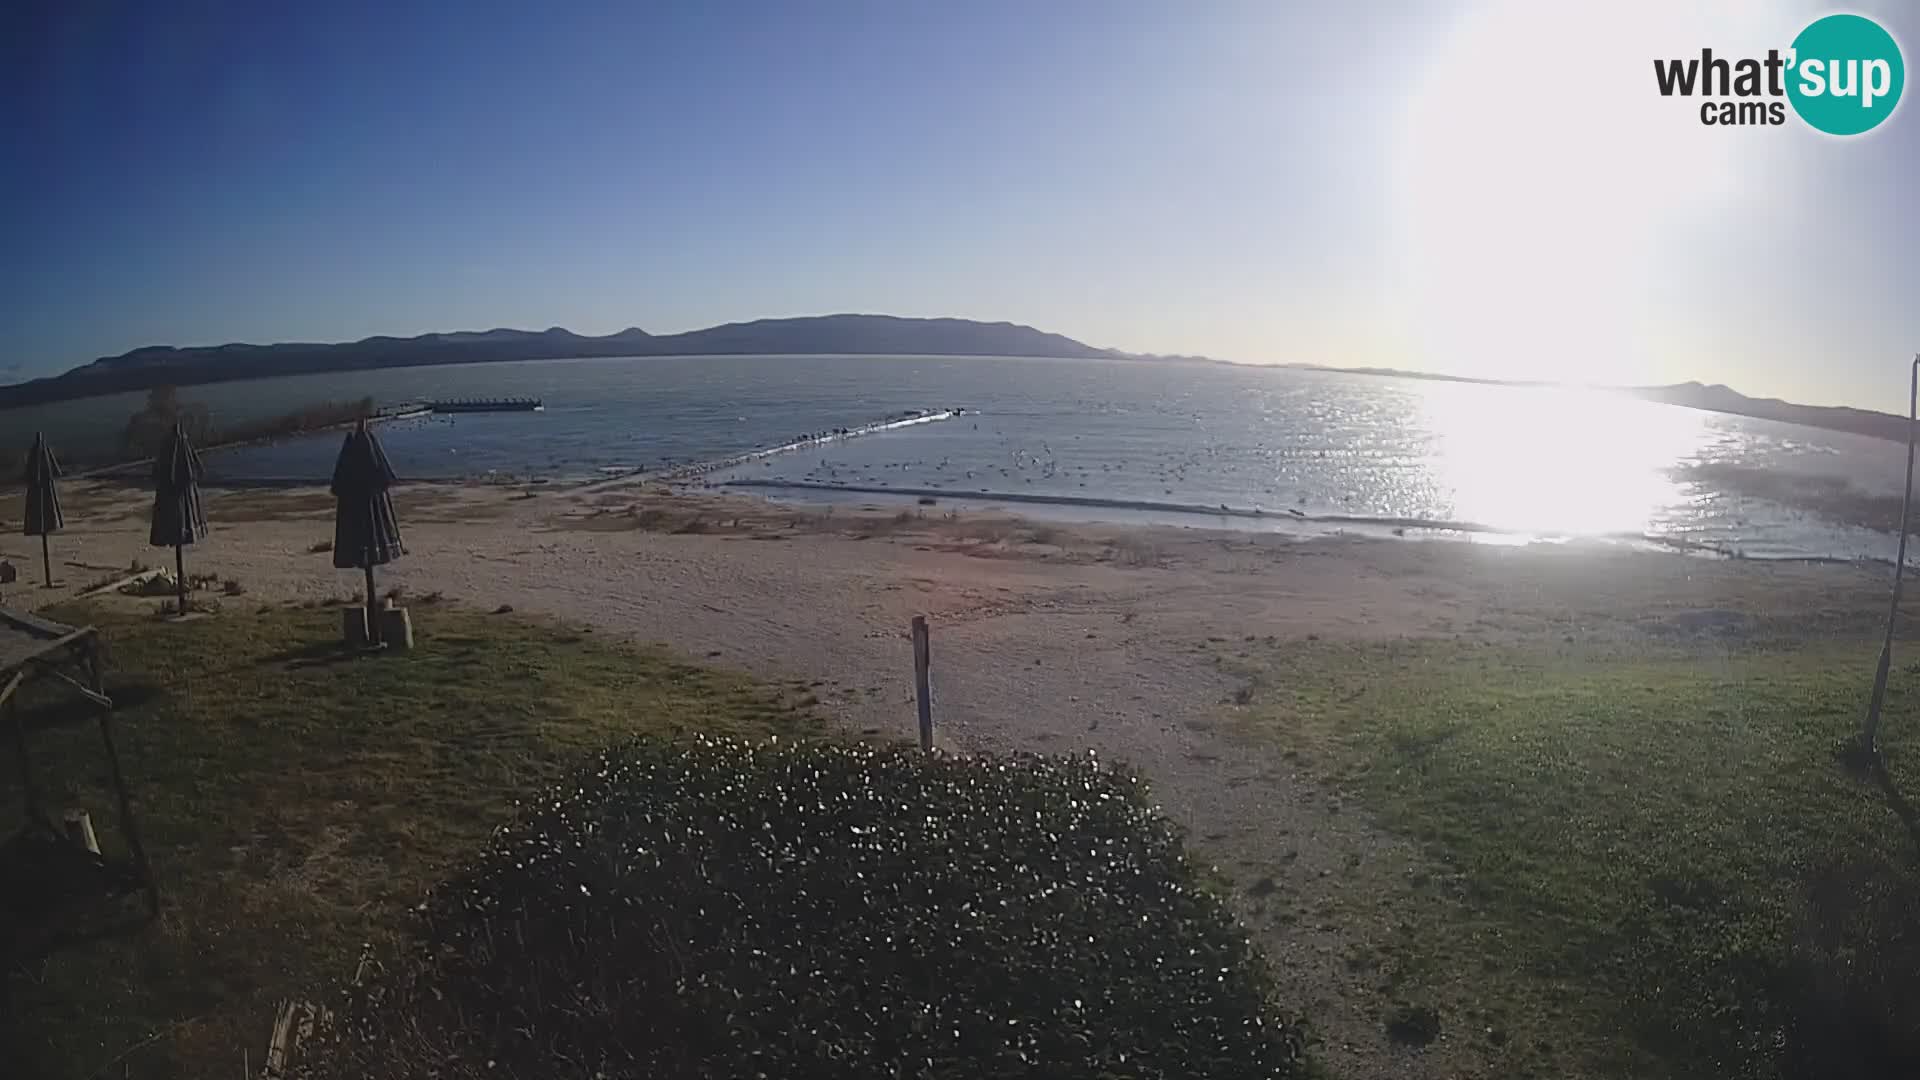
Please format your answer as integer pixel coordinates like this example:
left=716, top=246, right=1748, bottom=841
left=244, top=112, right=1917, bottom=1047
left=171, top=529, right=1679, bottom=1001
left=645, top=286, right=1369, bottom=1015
left=5, top=1, right=1918, bottom=410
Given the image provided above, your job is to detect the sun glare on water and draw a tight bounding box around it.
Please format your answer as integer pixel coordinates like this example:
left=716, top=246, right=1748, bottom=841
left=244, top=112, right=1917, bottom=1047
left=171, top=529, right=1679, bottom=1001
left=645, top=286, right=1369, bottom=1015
left=1416, top=382, right=1712, bottom=540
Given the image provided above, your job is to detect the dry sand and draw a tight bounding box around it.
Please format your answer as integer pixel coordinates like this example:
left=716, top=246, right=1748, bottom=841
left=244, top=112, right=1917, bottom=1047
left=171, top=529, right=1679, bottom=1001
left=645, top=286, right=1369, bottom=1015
left=0, top=479, right=1895, bottom=1078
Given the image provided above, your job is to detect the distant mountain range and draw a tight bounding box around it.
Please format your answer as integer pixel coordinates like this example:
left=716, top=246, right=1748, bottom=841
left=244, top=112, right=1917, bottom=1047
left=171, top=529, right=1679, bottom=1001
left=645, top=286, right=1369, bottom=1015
left=2, top=315, right=1906, bottom=448
left=0, top=315, right=1130, bottom=409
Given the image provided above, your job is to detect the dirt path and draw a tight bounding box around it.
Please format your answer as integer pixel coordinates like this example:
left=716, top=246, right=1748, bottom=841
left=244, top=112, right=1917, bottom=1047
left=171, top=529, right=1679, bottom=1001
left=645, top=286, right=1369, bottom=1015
left=0, top=481, right=1893, bottom=1077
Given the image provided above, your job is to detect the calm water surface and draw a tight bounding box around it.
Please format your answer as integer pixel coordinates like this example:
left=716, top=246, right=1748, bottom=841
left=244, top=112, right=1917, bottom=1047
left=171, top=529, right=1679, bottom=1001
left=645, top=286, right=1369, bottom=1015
left=3, top=354, right=1905, bottom=561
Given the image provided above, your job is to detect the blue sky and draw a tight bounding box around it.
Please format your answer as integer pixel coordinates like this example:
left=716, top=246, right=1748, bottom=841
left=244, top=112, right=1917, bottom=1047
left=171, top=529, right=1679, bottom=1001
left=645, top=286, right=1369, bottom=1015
left=4, top=1, right=1918, bottom=410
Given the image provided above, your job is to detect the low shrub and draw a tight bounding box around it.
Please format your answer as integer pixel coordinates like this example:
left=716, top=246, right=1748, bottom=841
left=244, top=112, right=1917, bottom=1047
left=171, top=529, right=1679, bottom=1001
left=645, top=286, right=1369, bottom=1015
left=300, top=738, right=1306, bottom=1079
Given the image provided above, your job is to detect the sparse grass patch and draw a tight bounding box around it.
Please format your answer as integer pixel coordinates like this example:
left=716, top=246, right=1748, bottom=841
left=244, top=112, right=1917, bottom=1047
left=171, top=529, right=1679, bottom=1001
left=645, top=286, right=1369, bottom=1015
left=77, top=568, right=136, bottom=594
left=1027, top=524, right=1064, bottom=546
left=1105, top=535, right=1162, bottom=567
left=1229, top=637, right=1920, bottom=1079
left=564, top=504, right=746, bottom=536
left=149, top=596, right=221, bottom=618
left=395, top=488, right=504, bottom=522
left=207, top=489, right=337, bottom=522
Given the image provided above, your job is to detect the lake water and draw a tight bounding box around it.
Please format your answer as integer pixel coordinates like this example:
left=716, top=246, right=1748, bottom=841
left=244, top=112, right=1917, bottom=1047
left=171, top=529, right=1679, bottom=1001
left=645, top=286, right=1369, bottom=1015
left=3, top=353, right=1908, bottom=562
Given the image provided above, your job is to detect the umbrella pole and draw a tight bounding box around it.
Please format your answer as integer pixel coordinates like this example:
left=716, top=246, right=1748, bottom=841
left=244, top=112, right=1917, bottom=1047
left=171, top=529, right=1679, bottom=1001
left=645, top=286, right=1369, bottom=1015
left=365, top=564, right=381, bottom=645
left=175, top=545, right=187, bottom=616
left=41, top=534, right=52, bottom=588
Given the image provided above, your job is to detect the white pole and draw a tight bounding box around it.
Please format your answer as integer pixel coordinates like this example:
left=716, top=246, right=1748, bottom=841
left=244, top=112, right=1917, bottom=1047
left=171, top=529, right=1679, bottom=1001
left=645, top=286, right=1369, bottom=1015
left=1862, top=354, right=1920, bottom=753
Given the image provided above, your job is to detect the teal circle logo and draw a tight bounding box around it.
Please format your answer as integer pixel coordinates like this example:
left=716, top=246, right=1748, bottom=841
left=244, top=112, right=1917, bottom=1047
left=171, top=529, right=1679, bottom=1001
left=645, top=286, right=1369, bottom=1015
left=1787, top=14, right=1904, bottom=135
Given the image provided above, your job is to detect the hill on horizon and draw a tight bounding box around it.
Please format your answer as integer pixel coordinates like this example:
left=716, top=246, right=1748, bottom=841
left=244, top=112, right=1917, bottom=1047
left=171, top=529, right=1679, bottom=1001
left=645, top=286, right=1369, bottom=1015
left=1630, top=379, right=1911, bottom=444
left=0, top=314, right=1129, bottom=409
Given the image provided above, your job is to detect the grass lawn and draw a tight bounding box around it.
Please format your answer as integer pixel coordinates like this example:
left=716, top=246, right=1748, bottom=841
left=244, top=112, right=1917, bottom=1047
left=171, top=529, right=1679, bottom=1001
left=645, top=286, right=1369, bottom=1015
left=1228, top=636, right=1920, bottom=1079
left=1, top=603, right=822, bottom=1080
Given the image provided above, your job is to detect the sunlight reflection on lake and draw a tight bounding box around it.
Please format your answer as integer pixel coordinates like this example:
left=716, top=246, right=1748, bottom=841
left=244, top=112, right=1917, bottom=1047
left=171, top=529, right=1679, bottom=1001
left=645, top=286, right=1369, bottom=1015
left=1413, top=383, right=1714, bottom=539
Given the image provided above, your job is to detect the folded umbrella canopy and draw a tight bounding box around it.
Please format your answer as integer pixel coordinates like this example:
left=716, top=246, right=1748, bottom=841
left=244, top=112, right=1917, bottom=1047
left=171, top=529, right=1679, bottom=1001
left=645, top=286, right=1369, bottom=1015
left=331, top=421, right=404, bottom=643
left=22, top=432, right=63, bottom=587
left=150, top=423, right=209, bottom=614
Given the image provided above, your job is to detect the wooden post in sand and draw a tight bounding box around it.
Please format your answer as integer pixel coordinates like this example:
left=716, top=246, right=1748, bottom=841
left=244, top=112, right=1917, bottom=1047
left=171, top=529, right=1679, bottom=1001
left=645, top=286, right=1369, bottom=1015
left=912, top=616, right=933, bottom=751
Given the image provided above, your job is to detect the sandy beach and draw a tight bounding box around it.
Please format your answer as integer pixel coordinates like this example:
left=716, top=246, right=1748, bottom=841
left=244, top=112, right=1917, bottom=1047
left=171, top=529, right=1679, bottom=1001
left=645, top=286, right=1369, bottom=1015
left=0, top=479, right=1898, bottom=1077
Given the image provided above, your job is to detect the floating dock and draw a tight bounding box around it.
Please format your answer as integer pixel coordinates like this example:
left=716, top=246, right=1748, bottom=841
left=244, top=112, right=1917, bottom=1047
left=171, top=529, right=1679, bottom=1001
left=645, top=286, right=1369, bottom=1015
left=424, top=398, right=544, bottom=413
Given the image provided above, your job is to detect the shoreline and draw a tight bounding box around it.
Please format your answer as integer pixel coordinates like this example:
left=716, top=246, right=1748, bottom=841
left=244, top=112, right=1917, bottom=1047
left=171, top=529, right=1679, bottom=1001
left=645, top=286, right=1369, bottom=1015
left=19, top=380, right=1906, bottom=568
left=11, top=475, right=1896, bottom=603
left=60, top=465, right=1905, bottom=570
left=149, top=399, right=1908, bottom=567
left=711, top=476, right=1812, bottom=562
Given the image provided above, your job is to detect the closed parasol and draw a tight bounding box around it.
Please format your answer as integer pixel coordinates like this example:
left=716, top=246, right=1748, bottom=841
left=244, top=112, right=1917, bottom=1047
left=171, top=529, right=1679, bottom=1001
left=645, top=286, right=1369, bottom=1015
left=22, top=432, right=63, bottom=587
left=150, top=423, right=209, bottom=614
left=331, top=421, right=404, bottom=642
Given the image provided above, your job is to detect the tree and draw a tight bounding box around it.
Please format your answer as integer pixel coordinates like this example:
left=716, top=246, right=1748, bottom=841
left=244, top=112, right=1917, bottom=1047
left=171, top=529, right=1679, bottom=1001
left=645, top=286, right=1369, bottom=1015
left=121, top=386, right=211, bottom=460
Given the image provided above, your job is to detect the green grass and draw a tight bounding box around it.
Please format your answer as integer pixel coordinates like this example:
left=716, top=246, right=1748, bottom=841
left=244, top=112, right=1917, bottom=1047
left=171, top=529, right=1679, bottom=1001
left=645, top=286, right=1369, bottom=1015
left=1229, top=638, right=1920, bottom=1079
left=1, top=603, right=821, bottom=1080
